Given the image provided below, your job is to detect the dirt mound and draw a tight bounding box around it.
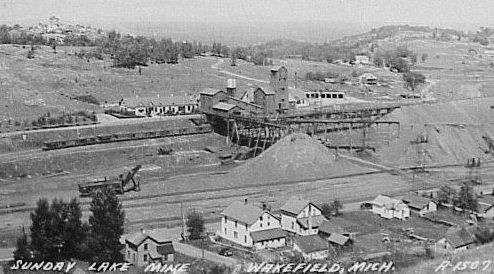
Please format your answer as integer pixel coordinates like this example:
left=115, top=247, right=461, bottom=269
left=227, top=133, right=372, bottom=184
left=379, top=98, right=494, bottom=166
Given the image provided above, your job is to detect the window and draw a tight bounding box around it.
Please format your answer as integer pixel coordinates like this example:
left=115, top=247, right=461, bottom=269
left=306, top=94, right=310, bottom=99
left=144, top=243, right=148, bottom=251
left=224, top=227, right=227, bottom=234
left=338, top=94, right=343, bottom=98
left=224, top=216, right=227, bottom=222
left=260, top=216, right=263, bottom=221
left=144, top=254, right=148, bottom=262
left=244, top=235, right=247, bottom=243
left=260, top=223, right=263, bottom=228
left=234, top=231, right=238, bottom=239
left=267, top=222, right=270, bottom=227
left=291, top=222, right=294, bottom=229
left=245, top=224, right=248, bottom=230
left=235, top=221, right=237, bottom=228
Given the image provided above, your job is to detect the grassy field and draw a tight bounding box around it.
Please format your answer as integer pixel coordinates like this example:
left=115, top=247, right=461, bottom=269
left=0, top=44, right=229, bottom=123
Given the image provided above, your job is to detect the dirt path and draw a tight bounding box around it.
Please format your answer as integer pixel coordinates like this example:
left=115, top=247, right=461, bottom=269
left=211, top=59, right=269, bottom=84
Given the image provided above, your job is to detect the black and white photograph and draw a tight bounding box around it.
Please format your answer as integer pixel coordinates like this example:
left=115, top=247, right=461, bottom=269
left=0, top=0, right=494, bottom=273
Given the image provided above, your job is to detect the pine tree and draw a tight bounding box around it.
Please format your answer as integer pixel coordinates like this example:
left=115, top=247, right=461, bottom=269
left=30, top=199, right=52, bottom=260
left=88, top=188, right=125, bottom=262
left=14, top=228, right=30, bottom=260
left=454, top=183, right=479, bottom=212
left=186, top=209, right=204, bottom=240
left=62, top=198, right=86, bottom=259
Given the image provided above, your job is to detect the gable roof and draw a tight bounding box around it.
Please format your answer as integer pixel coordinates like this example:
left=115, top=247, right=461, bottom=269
left=402, top=194, right=434, bottom=210
left=213, top=102, right=238, bottom=111
left=372, top=195, right=406, bottom=210
left=327, top=233, right=350, bottom=246
left=221, top=201, right=264, bottom=225
left=125, top=231, right=148, bottom=246
left=294, top=235, right=329, bottom=254
left=250, top=228, right=286, bottom=242
left=444, top=227, right=475, bottom=248
left=318, top=220, right=349, bottom=235
left=125, top=228, right=174, bottom=246
left=255, top=86, right=276, bottom=95
left=200, top=88, right=223, bottom=96
left=297, top=215, right=327, bottom=229
left=157, top=242, right=175, bottom=255
left=280, top=196, right=313, bottom=216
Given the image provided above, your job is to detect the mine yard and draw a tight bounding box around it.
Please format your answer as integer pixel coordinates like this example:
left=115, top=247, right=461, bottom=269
left=1, top=30, right=494, bottom=270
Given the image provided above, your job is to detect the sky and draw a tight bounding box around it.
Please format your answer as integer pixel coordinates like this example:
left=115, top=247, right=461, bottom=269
left=0, top=0, right=493, bottom=42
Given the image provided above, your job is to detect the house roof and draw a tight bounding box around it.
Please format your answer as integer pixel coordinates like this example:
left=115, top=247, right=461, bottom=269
left=360, top=73, right=377, bottom=80
left=157, top=242, right=175, bottom=255
left=280, top=196, right=312, bottom=216
left=297, top=215, right=327, bottom=229
left=294, top=235, right=329, bottom=254
left=444, top=227, right=475, bottom=248
left=327, top=233, right=350, bottom=246
left=318, top=220, right=349, bottom=235
left=221, top=201, right=264, bottom=225
left=125, top=231, right=148, bottom=246
left=372, top=195, right=405, bottom=210
left=200, top=88, right=223, bottom=96
left=250, top=228, right=286, bottom=242
left=255, top=86, right=276, bottom=95
left=125, top=228, right=174, bottom=246
left=212, top=102, right=238, bottom=111
left=402, top=194, right=434, bottom=210
left=122, top=96, right=197, bottom=108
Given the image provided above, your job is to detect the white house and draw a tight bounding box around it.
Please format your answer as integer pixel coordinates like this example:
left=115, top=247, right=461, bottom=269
left=119, top=96, right=198, bottom=117
left=124, top=228, right=175, bottom=267
left=218, top=200, right=286, bottom=249
left=371, top=195, right=410, bottom=220
left=401, top=194, right=437, bottom=216
left=355, top=55, right=370, bottom=65
left=360, top=73, right=378, bottom=85
left=293, top=235, right=329, bottom=260
left=435, top=227, right=476, bottom=253
left=280, top=196, right=327, bottom=236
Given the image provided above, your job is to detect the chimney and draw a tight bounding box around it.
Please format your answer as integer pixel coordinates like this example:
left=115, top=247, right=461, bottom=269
left=244, top=198, right=248, bottom=205
left=262, top=202, right=267, bottom=211
left=308, top=204, right=313, bottom=234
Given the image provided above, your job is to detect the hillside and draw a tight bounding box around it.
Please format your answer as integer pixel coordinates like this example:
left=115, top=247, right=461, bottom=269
left=402, top=242, right=494, bottom=273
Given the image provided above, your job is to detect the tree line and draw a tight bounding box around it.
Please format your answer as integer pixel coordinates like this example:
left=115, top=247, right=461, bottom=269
left=14, top=188, right=125, bottom=262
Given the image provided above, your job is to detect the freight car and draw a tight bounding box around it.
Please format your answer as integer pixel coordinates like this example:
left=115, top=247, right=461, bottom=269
left=41, top=124, right=211, bottom=150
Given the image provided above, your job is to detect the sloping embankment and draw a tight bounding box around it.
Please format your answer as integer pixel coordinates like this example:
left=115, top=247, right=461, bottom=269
left=379, top=98, right=494, bottom=167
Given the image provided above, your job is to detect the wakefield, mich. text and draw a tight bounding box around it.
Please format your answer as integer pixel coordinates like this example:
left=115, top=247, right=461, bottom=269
left=243, top=262, right=395, bottom=273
